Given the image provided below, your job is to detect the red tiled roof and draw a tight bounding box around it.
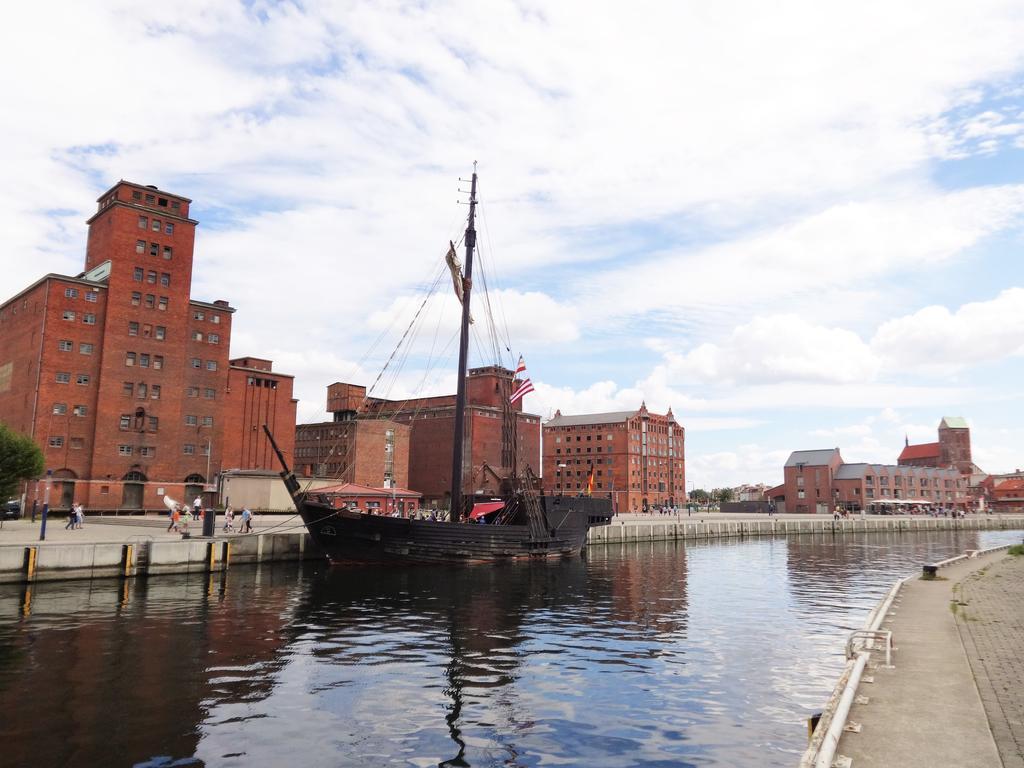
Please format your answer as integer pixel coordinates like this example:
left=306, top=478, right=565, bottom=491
left=994, top=478, right=1024, bottom=492
left=898, top=442, right=940, bottom=461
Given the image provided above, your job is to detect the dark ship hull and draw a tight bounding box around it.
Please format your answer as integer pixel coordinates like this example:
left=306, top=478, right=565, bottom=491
left=297, top=495, right=613, bottom=564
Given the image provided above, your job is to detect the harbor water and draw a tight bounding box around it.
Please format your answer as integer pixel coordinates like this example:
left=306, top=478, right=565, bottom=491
left=1, top=528, right=1021, bottom=767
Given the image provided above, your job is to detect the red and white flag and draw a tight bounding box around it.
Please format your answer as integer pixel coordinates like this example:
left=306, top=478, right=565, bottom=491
left=510, top=355, right=533, bottom=403
left=510, top=378, right=534, bottom=404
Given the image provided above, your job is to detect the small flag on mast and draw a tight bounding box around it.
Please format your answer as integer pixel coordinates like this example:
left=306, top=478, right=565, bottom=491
left=509, top=355, right=534, bottom=404
left=586, top=466, right=595, bottom=496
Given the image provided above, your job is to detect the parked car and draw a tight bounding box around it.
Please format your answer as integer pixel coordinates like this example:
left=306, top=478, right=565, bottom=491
left=2, top=500, right=22, bottom=520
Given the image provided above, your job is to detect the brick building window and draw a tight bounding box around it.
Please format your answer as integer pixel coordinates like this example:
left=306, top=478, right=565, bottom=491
left=155, top=326, right=165, bottom=340
left=210, top=315, right=220, bottom=324
left=55, top=372, right=71, bottom=383
left=83, top=313, right=95, bottom=325
left=140, top=446, right=155, bottom=457
left=122, top=382, right=133, bottom=396
left=160, top=273, right=170, bottom=287
left=206, top=360, right=217, bottom=371
left=136, top=240, right=145, bottom=254
left=62, top=311, right=75, bottom=321
left=148, top=417, right=159, bottom=432
left=64, top=287, right=78, bottom=298
left=187, top=386, right=199, bottom=397
left=193, top=331, right=203, bottom=341
left=119, top=415, right=131, bottom=430
left=137, top=383, right=147, bottom=399
left=152, top=219, right=161, bottom=232
left=193, top=310, right=204, bottom=321
left=131, top=292, right=142, bottom=306
left=70, top=438, right=84, bottom=450
left=190, top=358, right=201, bottom=369
left=201, top=416, right=213, bottom=427
left=76, top=374, right=89, bottom=385
left=185, top=415, right=198, bottom=426
left=208, top=334, right=219, bottom=344
left=153, top=355, right=163, bottom=370
left=139, top=354, right=150, bottom=368
left=151, top=384, right=161, bottom=399
left=145, top=193, right=155, bottom=204
left=183, top=444, right=195, bottom=455
left=118, top=445, right=133, bottom=456
left=138, top=216, right=147, bottom=229
left=79, top=343, right=93, bottom=355
left=158, top=296, right=168, bottom=311
left=146, top=271, right=157, bottom=284
left=133, top=268, right=143, bottom=282
left=171, top=201, right=180, bottom=211
left=126, top=352, right=136, bottom=366
left=163, top=246, right=172, bottom=260
left=85, top=291, right=97, bottom=302
left=144, top=294, right=155, bottom=308
left=48, top=437, right=64, bottom=448
left=203, top=388, right=215, bottom=399
left=149, top=242, right=159, bottom=257
left=58, top=340, right=73, bottom=352
left=165, top=223, right=174, bottom=235
left=72, top=405, right=87, bottom=416
left=53, top=403, right=67, bottom=414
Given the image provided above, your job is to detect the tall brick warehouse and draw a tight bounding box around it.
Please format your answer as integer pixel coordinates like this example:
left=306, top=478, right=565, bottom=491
left=542, top=404, right=685, bottom=513
left=0, top=181, right=296, bottom=510
left=300, top=366, right=541, bottom=506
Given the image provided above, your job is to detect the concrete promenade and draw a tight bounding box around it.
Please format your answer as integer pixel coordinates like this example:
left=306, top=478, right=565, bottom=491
left=835, top=549, right=1024, bottom=768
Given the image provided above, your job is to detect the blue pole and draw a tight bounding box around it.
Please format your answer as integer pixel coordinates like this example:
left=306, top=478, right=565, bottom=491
left=39, top=469, right=52, bottom=541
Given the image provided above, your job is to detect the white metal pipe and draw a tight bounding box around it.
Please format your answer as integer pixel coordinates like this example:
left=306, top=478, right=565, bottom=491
left=815, top=652, right=869, bottom=768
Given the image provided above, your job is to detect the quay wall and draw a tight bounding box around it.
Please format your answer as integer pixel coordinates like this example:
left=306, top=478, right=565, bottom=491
left=585, top=515, right=1024, bottom=546
left=2, top=516, right=1022, bottom=585
left=0, top=532, right=318, bottom=585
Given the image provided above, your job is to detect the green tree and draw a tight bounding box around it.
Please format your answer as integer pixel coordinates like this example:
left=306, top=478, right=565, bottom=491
left=0, top=423, right=44, bottom=501
left=715, top=487, right=735, bottom=503
left=689, top=488, right=711, bottom=504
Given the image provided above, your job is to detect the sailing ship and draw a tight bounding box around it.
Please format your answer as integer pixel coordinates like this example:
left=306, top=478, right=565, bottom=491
left=266, top=167, right=613, bottom=563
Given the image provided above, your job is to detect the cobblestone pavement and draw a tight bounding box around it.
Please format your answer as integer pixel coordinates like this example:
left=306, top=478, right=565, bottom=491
left=956, top=553, right=1024, bottom=768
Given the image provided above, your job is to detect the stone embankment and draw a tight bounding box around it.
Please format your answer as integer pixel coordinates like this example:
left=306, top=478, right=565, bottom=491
left=1, top=513, right=1022, bottom=585
left=801, top=539, right=1024, bottom=768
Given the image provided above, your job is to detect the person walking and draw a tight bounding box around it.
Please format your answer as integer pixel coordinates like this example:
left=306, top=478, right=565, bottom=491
left=65, top=504, right=77, bottom=530
left=168, top=505, right=181, bottom=533
left=241, top=507, right=252, bottom=533
left=76, top=503, right=85, bottom=529
left=223, top=505, right=234, bottom=532
left=192, top=496, right=202, bottom=521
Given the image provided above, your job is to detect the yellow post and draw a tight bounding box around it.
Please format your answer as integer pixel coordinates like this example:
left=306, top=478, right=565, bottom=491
left=206, top=542, right=216, bottom=572
left=121, top=544, right=133, bottom=578
left=24, top=546, right=37, bottom=581
left=221, top=541, right=231, bottom=570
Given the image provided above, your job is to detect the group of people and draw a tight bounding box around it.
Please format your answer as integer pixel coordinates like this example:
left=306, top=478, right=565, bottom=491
left=64, top=502, right=85, bottom=530
left=165, top=501, right=254, bottom=534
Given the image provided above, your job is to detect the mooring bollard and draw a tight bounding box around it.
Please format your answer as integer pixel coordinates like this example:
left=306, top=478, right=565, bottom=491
left=922, top=563, right=938, bottom=578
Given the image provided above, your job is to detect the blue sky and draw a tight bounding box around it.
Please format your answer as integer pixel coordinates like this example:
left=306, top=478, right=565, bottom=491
left=2, top=1, right=1024, bottom=488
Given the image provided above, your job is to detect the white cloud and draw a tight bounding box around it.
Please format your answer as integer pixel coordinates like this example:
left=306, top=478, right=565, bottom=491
left=872, top=288, right=1024, bottom=372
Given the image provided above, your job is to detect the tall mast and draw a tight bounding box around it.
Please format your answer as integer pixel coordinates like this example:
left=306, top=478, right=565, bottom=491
left=449, top=165, right=478, bottom=523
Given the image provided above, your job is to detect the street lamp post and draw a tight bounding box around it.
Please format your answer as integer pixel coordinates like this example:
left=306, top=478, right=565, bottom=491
left=316, top=435, right=321, bottom=477
left=39, top=469, right=52, bottom=541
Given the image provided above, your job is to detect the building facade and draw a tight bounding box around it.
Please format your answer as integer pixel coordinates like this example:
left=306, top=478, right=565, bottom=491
left=541, top=404, right=685, bottom=513
left=301, top=366, right=541, bottom=506
left=0, top=181, right=296, bottom=511
left=898, top=417, right=974, bottom=474
left=783, top=448, right=967, bottom=514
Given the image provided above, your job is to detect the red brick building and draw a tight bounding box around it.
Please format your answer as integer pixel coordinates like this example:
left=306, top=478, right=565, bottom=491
left=312, top=482, right=422, bottom=516
left=0, top=181, right=296, bottom=511
left=295, top=388, right=411, bottom=490
left=783, top=448, right=967, bottom=514
left=898, top=417, right=975, bottom=474
left=301, top=366, right=540, bottom=506
left=542, top=404, right=685, bottom=513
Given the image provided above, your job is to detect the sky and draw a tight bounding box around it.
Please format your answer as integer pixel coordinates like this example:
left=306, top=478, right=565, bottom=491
left=3, top=1, right=1024, bottom=490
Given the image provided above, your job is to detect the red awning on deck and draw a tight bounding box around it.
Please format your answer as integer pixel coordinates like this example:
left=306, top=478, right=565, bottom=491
left=469, top=501, right=504, bottom=520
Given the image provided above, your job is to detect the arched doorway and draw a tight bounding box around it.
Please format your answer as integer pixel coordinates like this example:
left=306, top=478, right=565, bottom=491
left=122, top=470, right=147, bottom=509
left=52, top=468, right=77, bottom=509
left=184, top=474, right=205, bottom=506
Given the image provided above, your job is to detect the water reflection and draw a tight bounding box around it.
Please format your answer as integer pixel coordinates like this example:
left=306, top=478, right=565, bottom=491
left=0, top=529, right=1020, bottom=767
